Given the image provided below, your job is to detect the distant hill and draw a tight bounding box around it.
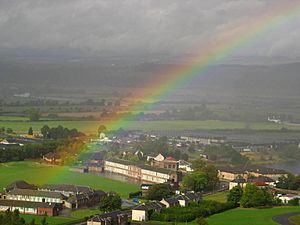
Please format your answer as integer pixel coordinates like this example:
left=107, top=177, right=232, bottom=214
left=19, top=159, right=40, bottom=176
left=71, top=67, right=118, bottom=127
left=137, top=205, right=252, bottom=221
left=0, top=60, right=300, bottom=98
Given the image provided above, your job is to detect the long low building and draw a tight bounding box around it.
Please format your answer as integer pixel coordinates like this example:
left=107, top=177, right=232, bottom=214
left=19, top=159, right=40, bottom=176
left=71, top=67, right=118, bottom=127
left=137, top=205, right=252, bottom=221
left=0, top=181, right=106, bottom=216
left=0, top=199, right=60, bottom=216
left=4, top=188, right=64, bottom=204
left=104, top=158, right=181, bottom=184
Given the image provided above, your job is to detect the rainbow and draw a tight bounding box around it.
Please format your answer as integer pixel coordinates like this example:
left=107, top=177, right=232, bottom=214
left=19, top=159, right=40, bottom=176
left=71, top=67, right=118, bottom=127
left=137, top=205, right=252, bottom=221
left=45, top=1, right=300, bottom=182
left=101, top=1, right=300, bottom=131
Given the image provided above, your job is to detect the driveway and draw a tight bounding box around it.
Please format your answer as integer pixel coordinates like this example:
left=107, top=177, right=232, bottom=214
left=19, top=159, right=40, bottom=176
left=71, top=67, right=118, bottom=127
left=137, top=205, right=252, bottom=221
left=273, top=212, right=300, bottom=225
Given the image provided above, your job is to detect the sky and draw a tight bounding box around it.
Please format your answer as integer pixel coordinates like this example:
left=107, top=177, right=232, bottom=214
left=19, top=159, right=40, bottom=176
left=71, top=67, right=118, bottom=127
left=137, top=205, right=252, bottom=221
left=1, top=0, right=300, bottom=61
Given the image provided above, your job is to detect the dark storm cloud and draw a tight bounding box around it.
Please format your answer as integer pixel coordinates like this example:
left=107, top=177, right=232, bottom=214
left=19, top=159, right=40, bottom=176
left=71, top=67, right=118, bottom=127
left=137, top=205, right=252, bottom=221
left=0, top=0, right=299, bottom=58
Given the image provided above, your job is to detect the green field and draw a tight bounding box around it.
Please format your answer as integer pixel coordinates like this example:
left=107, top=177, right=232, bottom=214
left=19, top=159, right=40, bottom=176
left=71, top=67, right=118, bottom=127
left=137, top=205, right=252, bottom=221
left=0, top=161, right=139, bottom=198
left=203, top=191, right=229, bottom=203
left=289, top=214, right=300, bottom=225
left=1, top=116, right=299, bottom=134
left=206, top=207, right=300, bottom=225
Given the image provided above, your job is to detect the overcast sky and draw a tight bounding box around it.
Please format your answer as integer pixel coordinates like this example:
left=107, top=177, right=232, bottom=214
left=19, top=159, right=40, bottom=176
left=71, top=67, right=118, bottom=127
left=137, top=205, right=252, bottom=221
left=1, top=0, right=300, bottom=61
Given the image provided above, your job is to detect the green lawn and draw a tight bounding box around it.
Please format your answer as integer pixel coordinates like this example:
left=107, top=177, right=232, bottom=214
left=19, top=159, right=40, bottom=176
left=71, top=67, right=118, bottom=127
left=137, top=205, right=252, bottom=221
left=207, top=207, right=300, bottom=225
left=15, top=214, right=79, bottom=225
left=203, top=191, right=229, bottom=203
left=289, top=214, right=300, bottom=225
left=1, top=117, right=299, bottom=134
left=0, top=161, right=139, bottom=198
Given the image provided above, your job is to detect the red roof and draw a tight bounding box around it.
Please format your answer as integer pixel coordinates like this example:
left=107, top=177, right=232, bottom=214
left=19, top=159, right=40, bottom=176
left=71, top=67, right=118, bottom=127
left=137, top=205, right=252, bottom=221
left=165, top=156, right=175, bottom=160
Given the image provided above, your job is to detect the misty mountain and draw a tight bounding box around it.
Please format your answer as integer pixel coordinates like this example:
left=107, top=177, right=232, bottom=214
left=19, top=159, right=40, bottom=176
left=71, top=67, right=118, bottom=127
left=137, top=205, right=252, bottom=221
left=0, top=60, right=300, bottom=98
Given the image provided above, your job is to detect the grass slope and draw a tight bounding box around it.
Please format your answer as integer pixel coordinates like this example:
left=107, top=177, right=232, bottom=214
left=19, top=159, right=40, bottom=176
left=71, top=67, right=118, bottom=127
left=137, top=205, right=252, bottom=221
left=203, top=191, right=229, bottom=203
left=289, top=214, right=300, bottom=225
left=0, top=161, right=139, bottom=198
left=207, top=207, right=300, bottom=225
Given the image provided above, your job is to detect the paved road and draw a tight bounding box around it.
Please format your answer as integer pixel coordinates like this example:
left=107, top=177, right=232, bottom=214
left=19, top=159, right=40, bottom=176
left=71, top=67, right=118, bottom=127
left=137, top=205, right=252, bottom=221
left=273, top=212, right=300, bottom=225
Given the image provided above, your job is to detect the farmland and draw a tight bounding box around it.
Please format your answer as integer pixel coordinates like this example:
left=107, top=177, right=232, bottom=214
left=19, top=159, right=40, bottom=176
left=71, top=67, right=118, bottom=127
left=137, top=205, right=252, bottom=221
left=1, top=116, right=300, bottom=135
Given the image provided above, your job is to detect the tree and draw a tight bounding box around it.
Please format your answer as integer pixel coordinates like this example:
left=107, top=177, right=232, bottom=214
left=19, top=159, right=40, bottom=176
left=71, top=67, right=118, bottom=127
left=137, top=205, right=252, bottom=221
left=99, top=192, right=122, bottom=212
left=28, top=127, right=33, bottom=135
left=192, top=158, right=219, bottom=189
left=147, top=184, right=173, bottom=200
left=26, top=108, right=41, bottom=121
left=227, top=185, right=243, bottom=206
left=98, top=125, right=107, bottom=134
left=196, top=217, right=208, bottom=225
left=6, top=128, right=13, bottom=134
left=182, top=172, right=208, bottom=192
left=240, top=184, right=273, bottom=208
left=41, top=125, right=50, bottom=139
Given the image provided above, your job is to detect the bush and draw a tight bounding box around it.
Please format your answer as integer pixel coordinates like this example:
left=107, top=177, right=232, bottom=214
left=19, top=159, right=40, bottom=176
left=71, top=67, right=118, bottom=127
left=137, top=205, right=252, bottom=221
left=149, top=200, right=236, bottom=222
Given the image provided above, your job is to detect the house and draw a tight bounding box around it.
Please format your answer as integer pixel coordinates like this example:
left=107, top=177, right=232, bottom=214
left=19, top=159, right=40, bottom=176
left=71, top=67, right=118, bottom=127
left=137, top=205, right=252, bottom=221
left=87, top=211, right=128, bottom=225
left=247, top=176, right=276, bottom=187
left=89, top=152, right=106, bottom=164
left=0, top=199, right=60, bottom=216
left=39, top=184, right=105, bottom=209
left=229, top=178, right=247, bottom=190
left=175, top=195, right=190, bottom=207
left=104, top=158, right=182, bottom=184
left=175, top=192, right=201, bottom=207
left=218, top=167, right=247, bottom=181
left=185, top=192, right=201, bottom=203
left=154, top=154, right=165, bottom=162
left=4, top=189, right=64, bottom=204
left=150, top=157, right=179, bottom=172
left=278, top=194, right=300, bottom=204
left=178, top=160, right=193, bottom=172
left=64, top=190, right=106, bottom=209
left=131, top=202, right=165, bottom=221
left=39, top=184, right=94, bottom=197
left=160, top=197, right=179, bottom=208
left=218, top=165, right=288, bottom=181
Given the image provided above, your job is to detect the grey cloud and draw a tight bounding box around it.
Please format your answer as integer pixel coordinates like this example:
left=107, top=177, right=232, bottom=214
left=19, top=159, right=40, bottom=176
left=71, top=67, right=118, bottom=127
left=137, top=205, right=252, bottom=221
left=0, top=0, right=299, bottom=59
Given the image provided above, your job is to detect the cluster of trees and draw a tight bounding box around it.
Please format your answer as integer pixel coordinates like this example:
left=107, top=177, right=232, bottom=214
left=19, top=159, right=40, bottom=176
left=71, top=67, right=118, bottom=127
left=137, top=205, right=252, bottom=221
left=98, top=193, right=122, bottom=212
left=150, top=200, right=235, bottom=222
left=227, top=184, right=274, bottom=208
left=146, top=184, right=173, bottom=200
left=203, top=145, right=248, bottom=164
left=276, top=174, right=300, bottom=190
left=0, top=139, right=83, bottom=164
left=181, top=158, right=219, bottom=192
left=0, top=127, right=14, bottom=134
left=158, top=105, right=214, bottom=121
left=134, top=136, right=189, bottom=161
left=25, top=108, right=41, bottom=121
left=41, top=125, right=84, bottom=139
left=0, top=140, right=63, bottom=163
left=0, top=209, right=47, bottom=225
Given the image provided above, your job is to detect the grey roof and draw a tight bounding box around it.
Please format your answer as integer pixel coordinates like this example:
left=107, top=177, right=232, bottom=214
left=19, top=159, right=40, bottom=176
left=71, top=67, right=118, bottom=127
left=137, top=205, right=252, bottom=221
left=0, top=199, right=57, bottom=209
left=106, top=158, right=172, bottom=174
left=8, top=188, right=63, bottom=199
left=5, top=180, right=37, bottom=192
left=42, top=184, right=93, bottom=194
left=162, top=197, right=179, bottom=205
left=231, top=178, right=247, bottom=183
left=88, top=211, right=127, bottom=222
left=185, top=192, right=201, bottom=201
